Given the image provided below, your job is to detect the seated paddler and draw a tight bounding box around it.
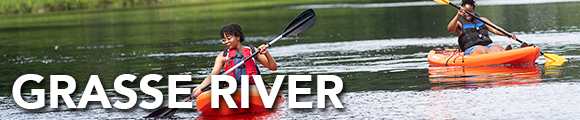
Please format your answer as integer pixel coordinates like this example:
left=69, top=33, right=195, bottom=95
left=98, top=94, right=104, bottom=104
left=192, top=23, right=277, bottom=96
left=447, top=0, right=526, bottom=55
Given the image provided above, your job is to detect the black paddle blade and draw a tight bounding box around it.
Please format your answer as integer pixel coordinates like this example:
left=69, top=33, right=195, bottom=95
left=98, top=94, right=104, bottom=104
left=282, top=9, right=317, bottom=37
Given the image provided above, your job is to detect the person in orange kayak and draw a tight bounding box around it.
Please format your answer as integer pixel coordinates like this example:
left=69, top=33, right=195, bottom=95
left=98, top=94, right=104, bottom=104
left=191, top=23, right=277, bottom=96
left=447, top=0, right=524, bottom=55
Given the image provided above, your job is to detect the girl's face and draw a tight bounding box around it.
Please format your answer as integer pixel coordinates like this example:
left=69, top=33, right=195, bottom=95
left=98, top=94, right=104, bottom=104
left=221, top=33, right=240, bottom=49
left=463, top=4, right=475, bottom=21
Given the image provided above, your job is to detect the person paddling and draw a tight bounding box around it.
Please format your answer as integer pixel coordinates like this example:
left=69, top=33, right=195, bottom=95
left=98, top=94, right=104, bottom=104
left=447, top=0, right=525, bottom=55
left=191, top=23, right=277, bottom=96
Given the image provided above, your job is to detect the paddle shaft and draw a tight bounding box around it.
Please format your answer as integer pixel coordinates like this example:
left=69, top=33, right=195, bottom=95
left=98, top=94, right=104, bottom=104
left=189, top=34, right=283, bottom=100
left=201, top=13, right=315, bottom=94
left=222, top=35, right=283, bottom=75
left=448, top=3, right=524, bottom=44
left=186, top=12, right=314, bottom=101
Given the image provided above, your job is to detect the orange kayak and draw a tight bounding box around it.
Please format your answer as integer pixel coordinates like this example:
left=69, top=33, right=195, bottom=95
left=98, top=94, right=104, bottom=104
left=428, top=46, right=541, bottom=66
left=195, top=85, right=285, bottom=116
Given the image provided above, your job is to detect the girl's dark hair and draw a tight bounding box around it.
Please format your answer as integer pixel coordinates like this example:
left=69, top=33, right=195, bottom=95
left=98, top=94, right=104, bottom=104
left=460, top=0, right=476, bottom=8
left=220, top=23, right=245, bottom=42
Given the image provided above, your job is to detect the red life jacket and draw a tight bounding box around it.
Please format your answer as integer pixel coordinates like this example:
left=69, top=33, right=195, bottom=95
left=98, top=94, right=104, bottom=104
left=223, top=45, right=260, bottom=85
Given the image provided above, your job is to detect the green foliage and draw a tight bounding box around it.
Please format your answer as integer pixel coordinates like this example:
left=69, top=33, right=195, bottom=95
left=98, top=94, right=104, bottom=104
left=0, top=0, right=174, bottom=14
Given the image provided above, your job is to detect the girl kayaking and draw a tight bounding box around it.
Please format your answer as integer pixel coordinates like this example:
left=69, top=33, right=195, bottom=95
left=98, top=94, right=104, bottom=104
left=447, top=0, right=525, bottom=55
left=191, top=23, right=277, bottom=98
left=146, top=9, right=314, bottom=117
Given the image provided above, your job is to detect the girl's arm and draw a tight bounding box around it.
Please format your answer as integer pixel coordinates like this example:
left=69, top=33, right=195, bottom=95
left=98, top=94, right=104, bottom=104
left=448, top=9, right=464, bottom=34
left=254, top=44, right=277, bottom=71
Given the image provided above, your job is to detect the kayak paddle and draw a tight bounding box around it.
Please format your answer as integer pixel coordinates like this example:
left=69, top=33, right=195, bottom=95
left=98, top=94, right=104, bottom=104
left=145, top=8, right=317, bottom=118
left=432, top=0, right=568, bottom=66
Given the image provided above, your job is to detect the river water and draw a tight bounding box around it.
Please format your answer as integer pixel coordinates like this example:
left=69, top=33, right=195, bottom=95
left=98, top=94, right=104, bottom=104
left=2, top=0, right=580, bottom=119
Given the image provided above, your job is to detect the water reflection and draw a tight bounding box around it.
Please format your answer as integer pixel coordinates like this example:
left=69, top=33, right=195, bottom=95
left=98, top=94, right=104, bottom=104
left=544, top=64, right=566, bottom=76
left=429, top=64, right=542, bottom=90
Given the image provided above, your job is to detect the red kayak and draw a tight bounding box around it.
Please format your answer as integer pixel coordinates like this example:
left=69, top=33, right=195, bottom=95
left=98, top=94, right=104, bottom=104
left=195, top=85, right=285, bottom=116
